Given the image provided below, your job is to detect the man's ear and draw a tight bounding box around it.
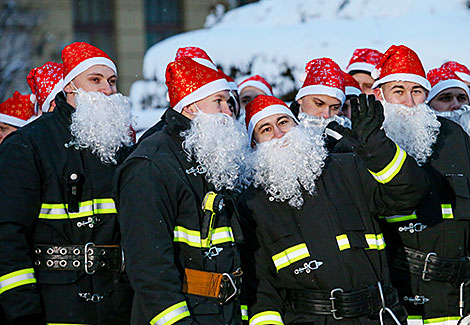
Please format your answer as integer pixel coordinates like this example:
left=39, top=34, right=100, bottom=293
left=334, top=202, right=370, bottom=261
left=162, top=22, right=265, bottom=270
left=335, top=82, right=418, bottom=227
left=182, top=104, right=197, bottom=115
left=373, top=88, right=383, bottom=101
left=63, top=82, right=74, bottom=94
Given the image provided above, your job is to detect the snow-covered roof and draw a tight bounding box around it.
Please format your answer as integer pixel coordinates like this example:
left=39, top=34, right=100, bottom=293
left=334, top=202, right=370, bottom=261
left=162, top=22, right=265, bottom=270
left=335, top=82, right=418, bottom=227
left=132, top=0, right=470, bottom=119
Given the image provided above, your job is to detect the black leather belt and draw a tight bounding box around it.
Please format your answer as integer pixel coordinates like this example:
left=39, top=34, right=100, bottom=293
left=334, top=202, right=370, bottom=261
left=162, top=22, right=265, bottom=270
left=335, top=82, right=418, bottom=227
left=34, top=242, right=124, bottom=273
left=286, top=284, right=400, bottom=319
left=388, top=246, right=470, bottom=284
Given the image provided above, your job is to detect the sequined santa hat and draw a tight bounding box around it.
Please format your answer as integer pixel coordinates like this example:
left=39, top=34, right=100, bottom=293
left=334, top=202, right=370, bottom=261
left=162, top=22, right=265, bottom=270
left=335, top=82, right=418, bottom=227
left=238, top=75, right=273, bottom=96
left=0, top=91, right=35, bottom=128
left=426, top=67, right=470, bottom=103
left=165, top=57, right=229, bottom=113
left=175, top=46, right=218, bottom=71
left=342, top=71, right=362, bottom=97
left=296, top=58, right=346, bottom=104
left=218, top=69, right=238, bottom=91
left=245, top=95, right=298, bottom=141
left=61, top=42, right=117, bottom=88
left=371, top=45, right=430, bottom=90
left=27, top=61, right=64, bottom=113
left=346, top=48, right=384, bottom=74
left=441, top=61, right=470, bottom=84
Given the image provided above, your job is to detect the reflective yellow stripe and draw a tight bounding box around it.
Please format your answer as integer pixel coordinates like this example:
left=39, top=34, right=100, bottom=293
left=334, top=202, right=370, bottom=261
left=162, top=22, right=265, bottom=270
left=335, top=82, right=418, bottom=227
left=368, top=143, right=407, bottom=184
left=272, top=243, right=310, bottom=272
left=150, top=301, right=190, bottom=325
left=336, top=234, right=350, bottom=251
left=0, top=268, right=36, bottom=295
left=423, top=316, right=460, bottom=324
left=442, top=204, right=454, bottom=219
left=173, top=226, right=235, bottom=248
left=365, top=233, right=386, bottom=250
left=380, top=213, right=417, bottom=223
left=241, top=305, right=248, bottom=321
left=249, top=311, right=284, bottom=325
left=39, top=198, right=116, bottom=219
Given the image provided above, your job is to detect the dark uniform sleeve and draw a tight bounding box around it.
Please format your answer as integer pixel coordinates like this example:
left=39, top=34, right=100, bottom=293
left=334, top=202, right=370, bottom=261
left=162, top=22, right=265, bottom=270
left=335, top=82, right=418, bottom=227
left=0, top=134, right=45, bottom=323
left=352, top=127, right=431, bottom=216
left=238, top=195, right=286, bottom=325
left=116, top=158, right=194, bottom=325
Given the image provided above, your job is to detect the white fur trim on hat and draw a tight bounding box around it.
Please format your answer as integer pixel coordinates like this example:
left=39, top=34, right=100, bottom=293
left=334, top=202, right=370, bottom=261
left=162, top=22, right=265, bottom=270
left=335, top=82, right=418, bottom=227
left=427, top=79, right=470, bottom=103
left=248, top=104, right=298, bottom=141
left=42, top=79, right=64, bottom=112
left=191, top=58, right=218, bottom=71
left=228, top=81, right=238, bottom=91
left=63, top=57, right=117, bottom=88
left=345, top=86, right=362, bottom=97
left=346, top=62, right=376, bottom=73
left=172, top=78, right=230, bottom=113
left=295, top=84, right=346, bottom=104
left=0, top=113, right=27, bottom=128
left=372, top=73, right=431, bottom=90
left=239, top=80, right=273, bottom=96
left=455, top=71, right=470, bottom=84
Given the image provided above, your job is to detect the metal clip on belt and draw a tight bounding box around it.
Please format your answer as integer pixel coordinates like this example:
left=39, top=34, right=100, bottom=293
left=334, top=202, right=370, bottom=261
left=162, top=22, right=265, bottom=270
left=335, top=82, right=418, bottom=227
left=182, top=267, right=243, bottom=304
left=34, top=242, right=124, bottom=273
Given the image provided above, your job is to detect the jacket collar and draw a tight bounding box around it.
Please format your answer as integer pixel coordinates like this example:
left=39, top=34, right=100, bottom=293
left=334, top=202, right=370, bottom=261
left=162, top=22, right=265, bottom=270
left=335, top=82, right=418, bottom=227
left=53, top=92, right=75, bottom=126
left=164, top=107, right=192, bottom=140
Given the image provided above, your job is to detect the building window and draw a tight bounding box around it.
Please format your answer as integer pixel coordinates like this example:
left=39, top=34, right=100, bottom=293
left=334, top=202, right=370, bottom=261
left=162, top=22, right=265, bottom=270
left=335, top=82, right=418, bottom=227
left=73, top=0, right=115, bottom=59
left=145, top=0, right=182, bottom=49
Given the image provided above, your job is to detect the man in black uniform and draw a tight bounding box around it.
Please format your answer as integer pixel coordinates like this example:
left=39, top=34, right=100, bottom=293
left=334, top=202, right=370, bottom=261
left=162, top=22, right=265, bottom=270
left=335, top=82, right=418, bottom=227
left=116, top=50, right=250, bottom=324
left=238, top=93, right=430, bottom=324
left=0, top=42, right=134, bottom=324
left=372, top=45, right=470, bottom=324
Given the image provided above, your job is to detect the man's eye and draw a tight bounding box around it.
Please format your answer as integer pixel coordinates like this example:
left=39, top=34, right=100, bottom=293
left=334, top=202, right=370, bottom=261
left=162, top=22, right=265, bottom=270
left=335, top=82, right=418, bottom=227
left=330, top=106, right=340, bottom=111
left=261, top=127, right=271, bottom=134
left=458, top=96, right=468, bottom=102
left=413, top=90, right=423, bottom=95
left=440, top=96, right=451, bottom=102
left=394, top=90, right=403, bottom=95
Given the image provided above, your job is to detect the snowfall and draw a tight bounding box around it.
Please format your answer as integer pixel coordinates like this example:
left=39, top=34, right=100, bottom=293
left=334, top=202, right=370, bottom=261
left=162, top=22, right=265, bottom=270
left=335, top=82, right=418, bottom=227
left=131, top=0, right=470, bottom=136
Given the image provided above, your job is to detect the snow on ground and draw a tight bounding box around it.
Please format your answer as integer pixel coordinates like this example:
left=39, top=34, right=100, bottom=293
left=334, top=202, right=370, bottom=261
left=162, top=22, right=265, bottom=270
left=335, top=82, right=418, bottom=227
left=132, top=0, right=470, bottom=132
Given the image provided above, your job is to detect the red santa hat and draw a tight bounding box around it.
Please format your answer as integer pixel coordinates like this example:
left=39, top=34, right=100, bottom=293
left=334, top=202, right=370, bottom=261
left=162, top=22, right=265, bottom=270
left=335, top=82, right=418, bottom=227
left=175, top=46, right=218, bottom=71
left=342, top=71, right=362, bottom=96
left=61, top=42, right=117, bottom=88
left=238, top=75, right=273, bottom=96
left=296, top=58, right=345, bottom=104
left=27, top=61, right=64, bottom=113
left=346, top=48, right=384, bottom=74
left=441, top=61, right=470, bottom=84
left=0, top=91, right=35, bottom=128
left=245, top=95, right=298, bottom=141
left=371, top=45, right=430, bottom=90
left=218, top=69, right=238, bottom=91
left=165, top=57, right=229, bottom=113
left=426, top=67, right=470, bottom=103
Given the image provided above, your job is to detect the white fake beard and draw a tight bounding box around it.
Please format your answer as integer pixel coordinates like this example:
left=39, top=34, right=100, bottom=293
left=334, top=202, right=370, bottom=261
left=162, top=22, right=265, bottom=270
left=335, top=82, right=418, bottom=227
left=182, top=112, right=251, bottom=191
left=249, top=126, right=328, bottom=209
left=298, top=112, right=351, bottom=137
left=382, top=102, right=440, bottom=165
left=435, top=105, right=470, bottom=135
left=70, top=89, right=134, bottom=164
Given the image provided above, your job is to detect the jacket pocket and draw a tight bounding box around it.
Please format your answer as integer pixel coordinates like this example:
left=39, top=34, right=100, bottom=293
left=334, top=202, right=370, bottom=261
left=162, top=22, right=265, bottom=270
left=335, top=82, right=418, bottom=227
left=447, top=174, right=470, bottom=220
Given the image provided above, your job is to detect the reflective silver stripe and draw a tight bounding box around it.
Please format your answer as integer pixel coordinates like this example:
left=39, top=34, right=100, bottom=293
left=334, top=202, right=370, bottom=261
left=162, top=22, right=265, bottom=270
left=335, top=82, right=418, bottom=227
left=173, top=226, right=235, bottom=248
left=249, top=311, right=284, bottom=325
left=39, top=199, right=116, bottom=219
left=272, top=243, right=310, bottom=272
left=241, top=305, right=248, bottom=321
left=365, top=233, right=386, bottom=250
left=0, top=268, right=36, bottom=294
left=211, top=227, right=234, bottom=245
left=150, top=301, right=190, bottom=325
left=442, top=204, right=454, bottom=219
left=368, top=143, right=406, bottom=184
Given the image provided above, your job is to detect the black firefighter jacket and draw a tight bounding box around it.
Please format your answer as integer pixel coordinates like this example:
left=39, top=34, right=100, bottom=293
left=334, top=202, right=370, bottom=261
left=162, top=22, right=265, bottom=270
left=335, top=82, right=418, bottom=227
left=238, top=126, right=431, bottom=324
left=0, top=93, right=133, bottom=324
left=115, top=108, right=244, bottom=325
left=379, top=117, right=470, bottom=323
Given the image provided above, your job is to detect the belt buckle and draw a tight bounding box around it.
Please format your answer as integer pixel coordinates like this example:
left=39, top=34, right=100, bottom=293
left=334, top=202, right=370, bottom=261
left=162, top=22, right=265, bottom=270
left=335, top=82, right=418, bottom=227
left=422, top=252, right=437, bottom=281
left=218, top=268, right=242, bottom=305
left=329, top=288, right=344, bottom=320
left=84, top=242, right=95, bottom=275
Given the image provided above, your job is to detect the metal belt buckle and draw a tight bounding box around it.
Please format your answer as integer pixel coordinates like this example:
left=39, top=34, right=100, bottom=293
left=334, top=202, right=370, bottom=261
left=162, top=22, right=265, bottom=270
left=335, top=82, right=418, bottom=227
left=218, top=268, right=242, bottom=305
left=84, top=242, right=95, bottom=275
left=422, top=252, right=437, bottom=281
left=329, top=288, right=344, bottom=320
